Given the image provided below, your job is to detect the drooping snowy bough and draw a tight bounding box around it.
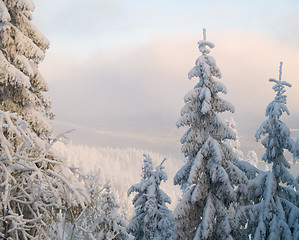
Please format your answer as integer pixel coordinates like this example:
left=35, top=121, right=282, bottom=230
left=235, top=62, right=299, bottom=239
left=173, top=29, right=248, bottom=240
left=0, top=111, right=89, bottom=239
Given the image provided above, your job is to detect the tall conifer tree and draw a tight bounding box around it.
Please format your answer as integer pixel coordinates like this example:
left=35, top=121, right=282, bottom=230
left=127, top=154, right=173, bottom=239
left=0, top=2, right=89, bottom=238
left=235, top=62, right=299, bottom=239
left=173, top=29, right=247, bottom=240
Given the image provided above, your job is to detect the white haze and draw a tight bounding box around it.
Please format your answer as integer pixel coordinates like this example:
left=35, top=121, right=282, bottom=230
left=53, top=141, right=298, bottom=220
left=54, top=142, right=183, bottom=218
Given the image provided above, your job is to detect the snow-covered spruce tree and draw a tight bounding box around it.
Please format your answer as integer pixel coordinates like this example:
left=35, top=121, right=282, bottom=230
left=256, top=62, right=298, bottom=178
left=173, top=29, right=248, bottom=240
left=93, top=185, right=132, bottom=240
left=0, top=1, right=90, bottom=239
left=0, top=0, right=52, bottom=136
left=127, top=154, right=174, bottom=240
left=235, top=62, right=299, bottom=239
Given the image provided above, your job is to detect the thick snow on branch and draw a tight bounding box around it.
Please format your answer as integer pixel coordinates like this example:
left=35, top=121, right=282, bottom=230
left=0, top=51, right=31, bottom=88
left=0, top=1, right=52, bottom=135
left=3, top=0, right=35, bottom=12
left=235, top=171, right=298, bottom=239
left=0, top=0, right=10, bottom=22
left=0, top=111, right=89, bottom=239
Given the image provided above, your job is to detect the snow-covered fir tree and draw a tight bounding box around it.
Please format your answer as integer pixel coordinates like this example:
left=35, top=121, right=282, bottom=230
left=234, top=62, right=299, bottom=239
left=94, top=185, right=132, bottom=240
left=173, top=29, right=248, bottom=240
left=0, top=1, right=90, bottom=239
left=127, top=154, right=174, bottom=240
left=0, top=0, right=52, bottom=136
left=256, top=62, right=298, bottom=178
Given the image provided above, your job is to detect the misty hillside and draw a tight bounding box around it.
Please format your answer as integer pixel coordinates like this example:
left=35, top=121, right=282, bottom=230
left=54, top=142, right=183, bottom=218
left=53, top=141, right=299, bottom=219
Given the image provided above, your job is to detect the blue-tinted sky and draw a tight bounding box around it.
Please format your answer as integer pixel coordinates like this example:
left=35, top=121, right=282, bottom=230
left=33, top=0, right=299, bottom=158
left=34, top=0, right=299, bottom=52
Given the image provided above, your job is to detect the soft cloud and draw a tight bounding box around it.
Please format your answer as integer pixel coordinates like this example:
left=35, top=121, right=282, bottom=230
left=34, top=0, right=122, bottom=32
left=40, top=31, right=299, bottom=155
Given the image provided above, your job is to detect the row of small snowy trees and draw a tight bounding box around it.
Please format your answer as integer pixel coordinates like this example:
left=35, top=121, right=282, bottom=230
left=127, top=30, right=299, bottom=240
left=170, top=30, right=299, bottom=239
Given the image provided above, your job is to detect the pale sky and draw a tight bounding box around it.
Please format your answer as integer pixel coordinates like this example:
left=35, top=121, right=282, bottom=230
left=32, top=0, right=299, bottom=158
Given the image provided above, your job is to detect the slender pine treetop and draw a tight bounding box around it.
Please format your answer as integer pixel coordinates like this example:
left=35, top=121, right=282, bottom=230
left=267, top=61, right=291, bottom=118
left=256, top=62, right=297, bottom=184
left=197, top=28, right=215, bottom=56
left=177, top=28, right=235, bottom=159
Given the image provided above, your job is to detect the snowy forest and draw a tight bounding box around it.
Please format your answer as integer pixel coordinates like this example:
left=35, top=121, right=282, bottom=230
left=0, top=1, right=298, bottom=240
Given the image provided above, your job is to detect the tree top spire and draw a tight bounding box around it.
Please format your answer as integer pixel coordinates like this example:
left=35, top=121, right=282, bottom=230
left=279, top=61, right=283, bottom=82
left=203, top=28, right=206, bottom=41
left=198, top=28, right=214, bottom=55
left=269, top=61, right=291, bottom=97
